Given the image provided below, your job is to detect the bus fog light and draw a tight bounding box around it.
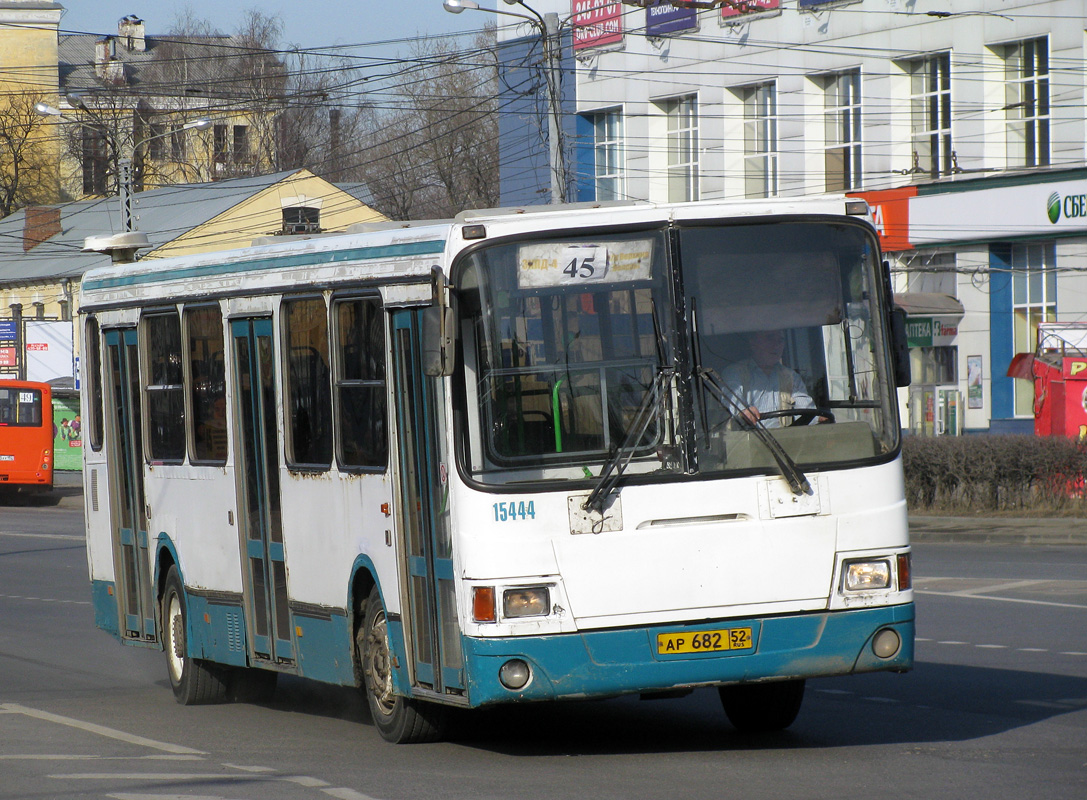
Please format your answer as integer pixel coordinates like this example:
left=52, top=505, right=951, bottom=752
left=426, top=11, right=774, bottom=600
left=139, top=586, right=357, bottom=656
left=872, top=628, right=901, bottom=659
left=499, top=659, right=531, bottom=690
left=844, top=560, right=891, bottom=591
left=503, top=587, right=549, bottom=618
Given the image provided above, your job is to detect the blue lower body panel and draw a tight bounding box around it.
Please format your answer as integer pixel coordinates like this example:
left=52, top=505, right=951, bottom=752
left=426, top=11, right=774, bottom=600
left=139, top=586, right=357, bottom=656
left=463, top=603, right=914, bottom=707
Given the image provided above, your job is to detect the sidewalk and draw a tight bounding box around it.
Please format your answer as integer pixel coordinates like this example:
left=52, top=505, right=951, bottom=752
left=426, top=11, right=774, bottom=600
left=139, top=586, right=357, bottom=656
left=909, top=514, right=1087, bottom=546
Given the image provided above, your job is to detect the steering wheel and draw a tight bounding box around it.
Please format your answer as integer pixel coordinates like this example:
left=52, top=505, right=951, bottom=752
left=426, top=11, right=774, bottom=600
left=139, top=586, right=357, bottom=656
left=756, top=407, right=836, bottom=426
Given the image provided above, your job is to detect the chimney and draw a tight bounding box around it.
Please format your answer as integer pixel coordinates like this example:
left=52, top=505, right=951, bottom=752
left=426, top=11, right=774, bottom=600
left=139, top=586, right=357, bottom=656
left=23, top=207, right=61, bottom=252
left=94, top=36, right=126, bottom=84
left=118, top=15, right=146, bottom=52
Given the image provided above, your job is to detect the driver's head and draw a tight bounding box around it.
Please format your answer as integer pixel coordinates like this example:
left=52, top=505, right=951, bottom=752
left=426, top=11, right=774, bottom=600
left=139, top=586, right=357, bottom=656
left=747, top=329, right=786, bottom=370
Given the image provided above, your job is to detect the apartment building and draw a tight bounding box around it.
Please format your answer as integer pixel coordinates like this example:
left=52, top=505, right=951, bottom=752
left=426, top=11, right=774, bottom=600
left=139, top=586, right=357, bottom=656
left=497, top=0, right=1087, bottom=434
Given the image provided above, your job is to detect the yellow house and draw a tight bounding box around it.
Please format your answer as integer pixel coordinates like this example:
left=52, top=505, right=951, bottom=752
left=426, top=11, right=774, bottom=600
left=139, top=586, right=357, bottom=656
left=0, top=0, right=63, bottom=212
left=0, top=169, right=387, bottom=383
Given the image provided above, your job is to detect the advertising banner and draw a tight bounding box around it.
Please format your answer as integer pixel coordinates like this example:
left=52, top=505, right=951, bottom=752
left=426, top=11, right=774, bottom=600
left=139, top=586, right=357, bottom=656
left=646, top=2, right=697, bottom=35
left=573, top=0, right=623, bottom=50
left=25, top=320, right=74, bottom=383
left=721, top=0, right=780, bottom=20
left=52, top=395, right=82, bottom=471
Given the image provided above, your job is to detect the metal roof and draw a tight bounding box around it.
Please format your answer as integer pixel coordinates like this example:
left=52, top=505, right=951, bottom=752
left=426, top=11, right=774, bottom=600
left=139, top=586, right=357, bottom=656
left=0, top=170, right=318, bottom=285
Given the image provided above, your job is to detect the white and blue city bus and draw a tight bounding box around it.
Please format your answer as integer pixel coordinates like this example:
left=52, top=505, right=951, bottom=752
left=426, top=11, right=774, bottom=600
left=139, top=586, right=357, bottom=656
left=80, top=197, right=914, bottom=743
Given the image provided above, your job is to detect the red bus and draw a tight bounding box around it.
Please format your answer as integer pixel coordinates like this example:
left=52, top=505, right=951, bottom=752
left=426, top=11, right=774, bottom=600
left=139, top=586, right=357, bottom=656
left=0, top=380, right=53, bottom=495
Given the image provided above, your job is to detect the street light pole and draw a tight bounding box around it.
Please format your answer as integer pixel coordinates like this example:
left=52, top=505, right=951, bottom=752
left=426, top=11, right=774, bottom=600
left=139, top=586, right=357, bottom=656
left=34, top=100, right=211, bottom=231
left=443, top=0, right=566, bottom=204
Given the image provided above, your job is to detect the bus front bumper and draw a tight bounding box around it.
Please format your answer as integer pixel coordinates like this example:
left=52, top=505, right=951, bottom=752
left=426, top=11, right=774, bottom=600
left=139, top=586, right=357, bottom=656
left=461, top=603, right=914, bottom=707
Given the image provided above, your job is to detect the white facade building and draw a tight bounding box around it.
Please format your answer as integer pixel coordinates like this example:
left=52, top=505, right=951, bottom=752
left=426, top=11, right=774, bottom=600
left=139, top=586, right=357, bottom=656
left=493, top=0, right=1087, bottom=434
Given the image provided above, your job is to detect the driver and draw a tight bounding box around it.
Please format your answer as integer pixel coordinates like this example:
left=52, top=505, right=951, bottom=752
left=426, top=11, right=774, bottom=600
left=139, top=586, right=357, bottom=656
left=721, top=329, right=814, bottom=428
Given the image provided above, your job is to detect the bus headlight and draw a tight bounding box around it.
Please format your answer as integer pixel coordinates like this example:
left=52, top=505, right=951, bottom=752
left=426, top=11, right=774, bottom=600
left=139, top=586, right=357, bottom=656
left=843, top=560, right=891, bottom=592
left=503, top=587, right=550, bottom=618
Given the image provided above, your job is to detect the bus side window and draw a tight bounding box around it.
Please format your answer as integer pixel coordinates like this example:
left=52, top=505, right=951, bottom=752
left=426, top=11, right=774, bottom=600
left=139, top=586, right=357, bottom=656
left=85, top=316, right=104, bottom=450
left=144, top=311, right=185, bottom=462
left=333, top=296, right=387, bottom=470
left=283, top=297, right=333, bottom=469
left=185, top=306, right=227, bottom=464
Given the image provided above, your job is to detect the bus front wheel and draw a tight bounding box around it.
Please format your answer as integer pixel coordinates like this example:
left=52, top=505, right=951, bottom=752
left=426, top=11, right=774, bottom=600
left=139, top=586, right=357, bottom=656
left=162, top=566, right=229, bottom=705
left=719, top=679, right=805, bottom=733
left=358, top=586, right=446, bottom=743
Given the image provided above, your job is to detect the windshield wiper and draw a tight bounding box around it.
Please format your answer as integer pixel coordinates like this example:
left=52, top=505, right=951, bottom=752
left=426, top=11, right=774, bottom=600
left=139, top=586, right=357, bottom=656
left=698, top=367, right=811, bottom=496
left=583, top=367, right=673, bottom=516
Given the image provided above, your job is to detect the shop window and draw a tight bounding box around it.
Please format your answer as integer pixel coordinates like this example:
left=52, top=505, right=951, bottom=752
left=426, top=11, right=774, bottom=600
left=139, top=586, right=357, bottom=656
left=1012, top=242, right=1056, bottom=416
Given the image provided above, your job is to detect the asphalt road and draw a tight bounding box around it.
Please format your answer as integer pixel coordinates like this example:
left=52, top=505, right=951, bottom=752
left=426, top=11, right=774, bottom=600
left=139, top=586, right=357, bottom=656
left=1, top=499, right=1085, bottom=799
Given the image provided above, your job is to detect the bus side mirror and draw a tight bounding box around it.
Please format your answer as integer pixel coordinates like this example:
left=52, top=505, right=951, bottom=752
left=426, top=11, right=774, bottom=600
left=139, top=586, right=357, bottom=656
left=890, top=306, right=911, bottom=387
left=422, top=269, right=455, bottom=377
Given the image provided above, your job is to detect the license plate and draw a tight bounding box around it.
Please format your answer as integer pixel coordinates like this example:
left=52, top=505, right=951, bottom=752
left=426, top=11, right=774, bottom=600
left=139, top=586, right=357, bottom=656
left=656, top=627, right=753, bottom=655
left=0, top=455, right=13, bottom=461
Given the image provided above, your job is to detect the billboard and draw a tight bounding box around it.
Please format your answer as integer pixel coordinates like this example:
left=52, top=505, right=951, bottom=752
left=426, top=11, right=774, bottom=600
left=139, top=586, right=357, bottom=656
left=721, top=0, right=780, bottom=19
left=25, top=320, right=74, bottom=383
left=573, top=0, right=623, bottom=50
left=646, top=2, right=697, bottom=36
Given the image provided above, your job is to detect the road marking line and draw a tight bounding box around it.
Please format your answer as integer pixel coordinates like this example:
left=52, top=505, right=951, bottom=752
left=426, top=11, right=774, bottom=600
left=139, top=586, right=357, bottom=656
left=862, top=697, right=897, bottom=704
left=0, top=531, right=86, bottom=541
left=937, top=641, right=967, bottom=645
left=286, top=776, right=331, bottom=788
left=1059, top=651, right=1087, bottom=656
left=54, top=773, right=262, bottom=781
left=946, top=579, right=1047, bottom=596
left=915, top=590, right=1087, bottom=610
left=222, top=763, right=276, bottom=773
left=1, top=704, right=205, bottom=756
left=976, top=644, right=1008, bottom=649
left=1019, top=647, right=1049, bottom=652
left=0, top=594, right=90, bottom=605
left=108, top=795, right=234, bottom=800
left=322, top=789, right=381, bottom=800
left=0, top=755, right=201, bottom=761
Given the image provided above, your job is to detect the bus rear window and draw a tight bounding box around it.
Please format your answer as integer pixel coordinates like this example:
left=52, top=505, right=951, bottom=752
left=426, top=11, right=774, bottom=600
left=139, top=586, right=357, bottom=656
left=0, top=387, right=42, bottom=426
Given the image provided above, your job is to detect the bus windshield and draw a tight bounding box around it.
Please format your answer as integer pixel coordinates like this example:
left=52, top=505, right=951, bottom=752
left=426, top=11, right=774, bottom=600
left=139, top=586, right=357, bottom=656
left=456, top=220, right=898, bottom=488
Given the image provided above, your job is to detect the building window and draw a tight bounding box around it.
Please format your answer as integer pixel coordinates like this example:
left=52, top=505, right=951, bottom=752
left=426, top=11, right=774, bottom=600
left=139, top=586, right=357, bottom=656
left=822, top=70, right=862, bottom=192
left=282, top=206, right=321, bottom=234
left=233, top=124, right=250, bottom=163
left=1003, top=38, right=1049, bottom=168
left=146, top=122, right=167, bottom=161
left=283, top=297, right=333, bottom=468
left=1012, top=242, right=1056, bottom=416
left=743, top=83, right=777, bottom=198
left=144, top=311, right=185, bottom=462
left=592, top=108, right=623, bottom=202
left=334, top=296, right=387, bottom=470
left=81, top=128, right=108, bottom=195
left=907, top=53, right=952, bottom=178
left=659, top=95, right=698, bottom=202
left=213, top=124, right=228, bottom=164
left=171, top=127, right=187, bottom=161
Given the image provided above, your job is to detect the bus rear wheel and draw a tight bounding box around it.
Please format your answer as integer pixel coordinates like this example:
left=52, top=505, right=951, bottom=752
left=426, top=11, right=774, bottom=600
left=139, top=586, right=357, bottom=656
left=719, top=679, right=805, bottom=733
left=357, top=586, right=446, bottom=743
left=162, top=566, right=228, bottom=705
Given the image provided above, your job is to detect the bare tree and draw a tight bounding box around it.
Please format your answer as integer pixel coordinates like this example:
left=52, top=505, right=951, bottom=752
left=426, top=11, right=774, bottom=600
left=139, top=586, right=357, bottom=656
left=0, top=92, right=60, bottom=217
left=352, top=27, right=500, bottom=220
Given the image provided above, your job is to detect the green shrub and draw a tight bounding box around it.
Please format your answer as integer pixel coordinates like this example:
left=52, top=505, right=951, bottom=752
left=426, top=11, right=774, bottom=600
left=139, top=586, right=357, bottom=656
left=902, top=435, right=1087, bottom=515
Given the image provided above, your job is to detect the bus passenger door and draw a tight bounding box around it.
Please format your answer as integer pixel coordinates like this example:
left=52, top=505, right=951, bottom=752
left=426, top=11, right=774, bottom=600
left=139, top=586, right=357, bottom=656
left=391, top=310, right=464, bottom=696
left=231, top=318, right=294, bottom=665
left=103, top=328, right=156, bottom=642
